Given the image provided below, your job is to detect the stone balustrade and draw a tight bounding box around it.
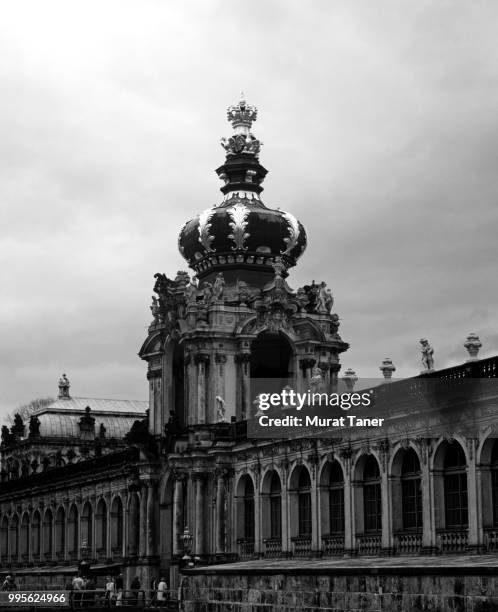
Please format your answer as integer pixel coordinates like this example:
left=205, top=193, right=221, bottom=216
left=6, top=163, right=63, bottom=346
left=436, top=529, right=468, bottom=553
left=291, top=535, right=312, bottom=557
left=322, top=534, right=345, bottom=556
left=356, top=534, right=381, bottom=555
left=394, top=531, right=422, bottom=555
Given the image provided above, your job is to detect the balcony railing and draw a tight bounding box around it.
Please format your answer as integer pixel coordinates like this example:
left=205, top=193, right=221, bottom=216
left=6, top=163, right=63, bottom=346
left=237, top=539, right=255, bottom=559
left=436, top=529, right=468, bottom=553
left=394, top=531, right=422, bottom=555
left=484, top=528, right=498, bottom=551
left=263, top=538, right=282, bottom=558
left=357, top=533, right=381, bottom=555
left=291, top=535, right=312, bottom=557
left=322, top=534, right=345, bottom=556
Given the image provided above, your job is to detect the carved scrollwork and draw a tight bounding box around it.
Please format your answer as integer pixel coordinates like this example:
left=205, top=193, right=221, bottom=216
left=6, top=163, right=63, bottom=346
left=227, top=203, right=250, bottom=251
left=198, top=208, right=215, bottom=252
left=281, top=211, right=300, bottom=255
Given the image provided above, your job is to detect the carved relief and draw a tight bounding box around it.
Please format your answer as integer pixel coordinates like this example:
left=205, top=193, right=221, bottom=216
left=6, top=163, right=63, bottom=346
left=227, top=203, right=250, bottom=251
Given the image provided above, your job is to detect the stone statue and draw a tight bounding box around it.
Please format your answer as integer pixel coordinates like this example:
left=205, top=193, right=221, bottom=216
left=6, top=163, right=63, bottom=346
left=11, top=413, right=25, bottom=439
left=316, top=282, right=333, bottom=313
left=184, top=280, right=198, bottom=305
left=29, top=415, right=41, bottom=438
left=310, top=365, right=324, bottom=391
left=203, top=282, right=213, bottom=303
left=150, top=296, right=162, bottom=324
left=58, top=373, right=71, bottom=398
left=212, top=273, right=225, bottom=301
left=420, top=338, right=435, bottom=371
left=236, top=280, right=250, bottom=305
left=99, top=423, right=106, bottom=439
left=215, top=396, right=227, bottom=423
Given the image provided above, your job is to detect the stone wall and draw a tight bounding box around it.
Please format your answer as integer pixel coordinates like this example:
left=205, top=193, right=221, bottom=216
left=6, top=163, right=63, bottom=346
left=181, top=571, right=498, bottom=611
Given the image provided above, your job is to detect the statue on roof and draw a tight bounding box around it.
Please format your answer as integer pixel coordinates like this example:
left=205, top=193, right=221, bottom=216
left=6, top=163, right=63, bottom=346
left=11, top=413, right=25, bottom=440
left=29, top=415, right=41, bottom=438
left=58, top=373, right=71, bottom=399
left=1, top=426, right=13, bottom=446
left=212, top=273, right=225, bottom=301
left=420, top=338, right=435, bottom=372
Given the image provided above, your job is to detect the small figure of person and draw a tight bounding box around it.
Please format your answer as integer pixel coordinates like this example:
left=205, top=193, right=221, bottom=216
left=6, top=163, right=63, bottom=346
left=1, top=575, right=17, bottom=591
left=114, top=574, right=123, bottom=607
left=72, top=573, right=84, bottom=608
left=156, top=577, right=168, bottom=608
left=105, top=576, right=115, bottom=608
left=130, top=576, right=141, bottom=606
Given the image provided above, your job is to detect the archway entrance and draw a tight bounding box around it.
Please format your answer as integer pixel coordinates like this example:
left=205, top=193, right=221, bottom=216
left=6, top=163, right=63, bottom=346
left=250, top=333, right=293, bottom=397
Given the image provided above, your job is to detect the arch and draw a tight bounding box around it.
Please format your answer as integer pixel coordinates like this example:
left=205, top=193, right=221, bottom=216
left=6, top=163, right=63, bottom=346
left=289, top=464, right=312, bottom=539
left=31, top=511, right=41, bottom=559
left=391, top=447, right=422, bottom=533
left=250, top=332, right=294, bottom=397
left=95, top=498, right=107, bottom=556
left=81, top=502, right=93, bottom=555
left=261, top=470, right=282, bottom=544
left=127, top=492, right=140, bottom=557
left=67, top=505, right=78, bottom=559
left=158, top=474, right=175, bottom=564
left=433, top=440, right=468, bottom=532
left=20, top=512, right=29, bottom=560
left=9, top=514, right=19, bottom=561
left=42, top=509, right=53, bottom=560
left=320, top=460, right=345, bottom=538
left=0, top=515, right=8, bottom=559
left=55, top=507, right=65, bottom=560
left=236, top=474, right=255, bottom=545
left=159, top=339, right=186, bottom=431
left=110, top=496, right=124, bottom=555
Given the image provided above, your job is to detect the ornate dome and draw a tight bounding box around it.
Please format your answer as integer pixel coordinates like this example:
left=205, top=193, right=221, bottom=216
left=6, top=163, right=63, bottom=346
left=178, top=98, right=307, bottom=281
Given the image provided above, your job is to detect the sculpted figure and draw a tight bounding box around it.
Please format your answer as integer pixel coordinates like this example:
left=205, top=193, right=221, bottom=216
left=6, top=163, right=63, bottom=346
left=236, top=280, right=250, bottom=304
left=184, top=280, right=198, bottom=305
left=315, top=282, right=328, bottom=313
left=150, top=296, right=162, bottom=323
left=215, top=396, right=227, bottom=423
left=420, top=338, right=435, bottom=371
left=203, top=282, right=213, bottom=303
left=212, top=273, right=225, bottom=301
left=29, top=415, right=41, bottom=437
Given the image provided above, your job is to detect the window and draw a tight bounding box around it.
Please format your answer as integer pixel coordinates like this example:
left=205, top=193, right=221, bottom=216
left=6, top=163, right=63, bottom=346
left=243, top=478, right=255, bottom=541
left=492, top=441, right=498, bottom=526
left=401, top=449, right=422, bottom=530
left=297, top=469, right=312, bottom=537
left=269, top=472, right=282, bottom=539
left=328, top=462, right=344, bottom=533
left=363, top=456, right=381, bottom=533
left=444, top=444, right=468, bottom=528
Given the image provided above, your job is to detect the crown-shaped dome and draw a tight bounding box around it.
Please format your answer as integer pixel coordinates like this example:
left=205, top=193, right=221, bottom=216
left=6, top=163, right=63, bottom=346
left=178, top=97, right=307, bottom=284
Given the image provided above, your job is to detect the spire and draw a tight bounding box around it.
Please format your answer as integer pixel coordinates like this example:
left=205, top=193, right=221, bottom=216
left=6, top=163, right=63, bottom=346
left=217, top=95, right=266, bottom=196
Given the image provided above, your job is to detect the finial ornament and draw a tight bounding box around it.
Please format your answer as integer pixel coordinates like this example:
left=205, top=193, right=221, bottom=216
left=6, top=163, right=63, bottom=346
left=58, top=373, right=71, bottom=399
left=380, top=358, right=396, bottom=381
left=464, top=332, right=482, bottom=361
left=227, top=97, right=258, bottom=133
left=419, top=338, right=435, bottom=372
left=342, top=368, right=358, bottom=390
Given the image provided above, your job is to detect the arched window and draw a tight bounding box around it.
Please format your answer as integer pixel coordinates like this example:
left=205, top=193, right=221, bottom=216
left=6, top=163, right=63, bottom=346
left=10, top=515, right=19, bottom=560
left=0, top=516, right=8, bottom=559
left=401, top=449, right=422, bottom=530
left=363, top=456, right=381, bottom=532
left=243, top=478, right=255, bottom=541
left=81, top=503, right=93, bottom=555
left=127, top=493, right=140, bottom=557
left=96, top=499, right=107, bottom=554
left=111, top=497, right=124, bottom=554
left=444, top=444, right=468, bottom=528
left=491, top=441, right=498, bottom=526
left=55, top=507, right=65, bottom=559
left=31, top=512, right=41, bottom=558
left=269, top=472, right=282, bottom=539
left=68, top=505, right=78, bottom=558
left=20, top=514, right=29, bottom=559
left=43, top=510, right=53, bottom=558
left=298, top=468, right=312, bottom=537
left=328, top=462, right=345, bottom=533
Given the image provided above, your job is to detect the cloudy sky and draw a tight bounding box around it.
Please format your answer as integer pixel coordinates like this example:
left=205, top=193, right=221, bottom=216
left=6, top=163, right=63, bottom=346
left=1, top=0, right=497, bottom=420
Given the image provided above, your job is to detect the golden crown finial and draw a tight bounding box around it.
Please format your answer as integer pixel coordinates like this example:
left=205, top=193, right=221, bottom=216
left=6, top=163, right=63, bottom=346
left=227, top=96, right=258, bottom=131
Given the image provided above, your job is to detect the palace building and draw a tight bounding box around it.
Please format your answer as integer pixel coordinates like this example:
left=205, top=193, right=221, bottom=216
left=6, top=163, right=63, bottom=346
left=0, top=99, right=497, bottom=609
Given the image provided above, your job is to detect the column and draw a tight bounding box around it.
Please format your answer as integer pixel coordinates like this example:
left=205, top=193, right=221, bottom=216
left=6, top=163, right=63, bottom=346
left=146, top=481, right=157, bottom=558
left=172, top=476, right=184, bottom=556
left=467, top=438, right=479, bottom=551
left=105, top=496, right=112, bottom=559
left=299, top=358, right=316, bottom=391
left=194, top=354, right=209, bottom=424
left=193, top=474, right=205, bottom=556
left=421, top=441, right=435, bottom=552
left=139, top=487, right=147, bottom=558
left=215, top=471, right=225, bottom=555
left=235, top=353, right=251, bottom=420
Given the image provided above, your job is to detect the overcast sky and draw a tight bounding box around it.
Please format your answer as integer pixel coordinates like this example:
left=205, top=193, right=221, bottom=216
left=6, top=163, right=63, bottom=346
left=1, top=0, right=497, bottom=420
